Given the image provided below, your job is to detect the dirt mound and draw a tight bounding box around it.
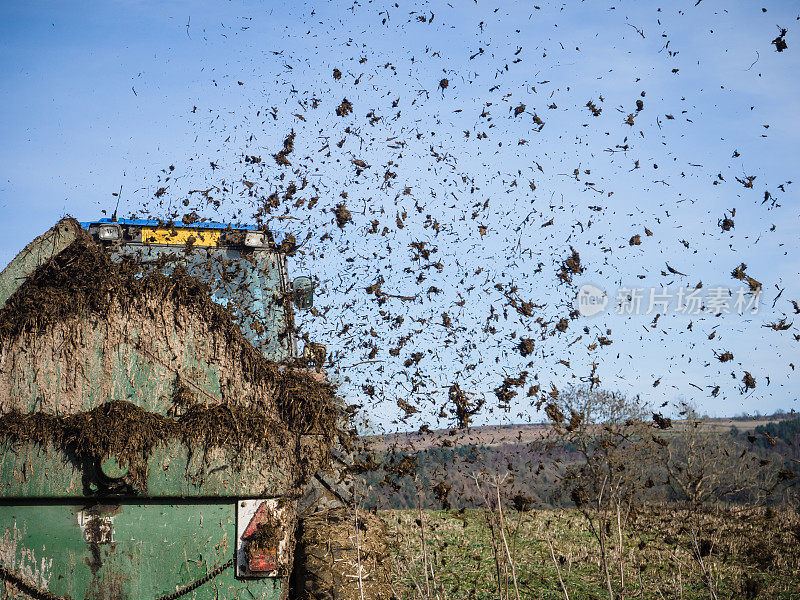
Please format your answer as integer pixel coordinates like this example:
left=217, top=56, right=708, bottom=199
left=292, top=508, right=395, bottom=600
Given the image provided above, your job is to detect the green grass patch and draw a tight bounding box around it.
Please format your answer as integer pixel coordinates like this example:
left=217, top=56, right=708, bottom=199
left=382, top=506, right=800, bottom=599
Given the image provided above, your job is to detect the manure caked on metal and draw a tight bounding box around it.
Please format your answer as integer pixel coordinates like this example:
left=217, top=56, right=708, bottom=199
left=0, top=217, right=345, bottom=600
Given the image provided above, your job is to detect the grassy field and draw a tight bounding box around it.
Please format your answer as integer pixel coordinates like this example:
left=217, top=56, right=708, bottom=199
left=382, top=506, right=800, bottom=599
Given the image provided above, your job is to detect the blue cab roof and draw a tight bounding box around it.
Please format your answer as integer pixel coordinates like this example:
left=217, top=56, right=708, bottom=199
left=80, top=218, right=287, bottom=245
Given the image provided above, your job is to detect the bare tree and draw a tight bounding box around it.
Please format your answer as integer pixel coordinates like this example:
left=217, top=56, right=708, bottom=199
left=664, top=404, right=776, bottom=506
left=546, top=385, right=656, bottom=600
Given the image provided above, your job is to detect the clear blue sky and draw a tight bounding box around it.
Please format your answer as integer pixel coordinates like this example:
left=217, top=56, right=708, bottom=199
left=1, top=1, right=798, bottom=428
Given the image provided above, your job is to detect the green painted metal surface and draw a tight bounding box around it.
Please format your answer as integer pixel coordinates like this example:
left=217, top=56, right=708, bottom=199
left=0, top=441, right=299, bottom=500
left=0, top=220, right=308, bottom=596
left=100, top=456, right=128, bottom=480
left=0, top=502, right=284, bottom=599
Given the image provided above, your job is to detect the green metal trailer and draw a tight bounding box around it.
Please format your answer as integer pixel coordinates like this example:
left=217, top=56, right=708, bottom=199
left=0, top=217, right=325, bottom=600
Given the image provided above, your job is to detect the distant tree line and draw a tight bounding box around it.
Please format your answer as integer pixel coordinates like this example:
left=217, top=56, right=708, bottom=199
left=356, top=389, right=799, bottom=511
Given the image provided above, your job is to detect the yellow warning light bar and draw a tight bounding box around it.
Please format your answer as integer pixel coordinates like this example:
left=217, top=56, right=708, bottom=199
left=140, top=227, right=222, bottom=247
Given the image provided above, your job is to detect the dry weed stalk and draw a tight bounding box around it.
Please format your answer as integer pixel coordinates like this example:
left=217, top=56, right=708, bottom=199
left=399, top=490, right=444, bottom=600
left=546, top=534, right=570, bottom=600
left=472, top=473, right=521, bottom=600
left=495, top=482, right=521, bottom=600
left=398, top=553, right=426, bottom=599
left=689, top=529, right=719, bottom=600
left=417, top=494, right=432, bottom=598
left=616, top=499, right=625, bottom=599
left=354, top=500, right=365, bottom=600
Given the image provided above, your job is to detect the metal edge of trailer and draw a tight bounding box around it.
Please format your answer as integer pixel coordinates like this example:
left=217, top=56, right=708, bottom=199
left=0, top=219, right=83, bottom=308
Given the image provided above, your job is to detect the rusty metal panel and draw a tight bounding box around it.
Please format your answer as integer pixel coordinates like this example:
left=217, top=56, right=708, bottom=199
left=0, top=502, right=287, bottom=599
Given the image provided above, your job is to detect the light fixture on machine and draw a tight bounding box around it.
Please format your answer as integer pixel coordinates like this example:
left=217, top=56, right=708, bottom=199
left=97, top=223, right=122, bottom=241
left=236, top=499, right=295, bottom=578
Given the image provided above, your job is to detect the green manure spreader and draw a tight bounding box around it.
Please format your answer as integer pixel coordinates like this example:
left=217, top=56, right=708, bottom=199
left=0, top=217, right=367, bottom=600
